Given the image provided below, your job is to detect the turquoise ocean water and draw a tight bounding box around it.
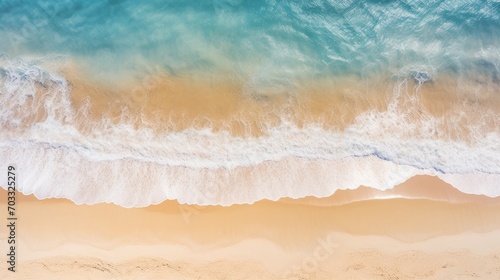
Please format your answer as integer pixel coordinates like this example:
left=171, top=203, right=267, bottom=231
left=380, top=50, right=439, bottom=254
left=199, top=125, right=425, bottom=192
left=1, top=0, right=499, bottom=82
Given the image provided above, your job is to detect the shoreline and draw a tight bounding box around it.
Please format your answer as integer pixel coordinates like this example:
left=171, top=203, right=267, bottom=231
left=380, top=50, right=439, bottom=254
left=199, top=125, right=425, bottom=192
left=2, top=175, right=500, bottom=246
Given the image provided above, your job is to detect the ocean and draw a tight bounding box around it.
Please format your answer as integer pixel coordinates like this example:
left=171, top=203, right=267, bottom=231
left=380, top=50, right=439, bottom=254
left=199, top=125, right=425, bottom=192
left=0, top=0, right=499, bottom=206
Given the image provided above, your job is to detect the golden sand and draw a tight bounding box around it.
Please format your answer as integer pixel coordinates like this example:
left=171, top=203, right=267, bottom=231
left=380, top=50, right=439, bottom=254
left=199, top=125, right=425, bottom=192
left=1, top=175, right=500, bottom=279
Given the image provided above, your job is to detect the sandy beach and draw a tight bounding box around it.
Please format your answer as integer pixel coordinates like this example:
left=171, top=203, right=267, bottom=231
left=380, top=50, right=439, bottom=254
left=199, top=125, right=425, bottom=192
left=1, top=175, right=500, bottom=279
left=1, top=1, right=500, bottom=279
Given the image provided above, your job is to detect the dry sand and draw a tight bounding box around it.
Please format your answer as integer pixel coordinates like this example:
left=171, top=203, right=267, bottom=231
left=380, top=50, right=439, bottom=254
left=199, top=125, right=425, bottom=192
left=1, top=175, right=500, bottom=279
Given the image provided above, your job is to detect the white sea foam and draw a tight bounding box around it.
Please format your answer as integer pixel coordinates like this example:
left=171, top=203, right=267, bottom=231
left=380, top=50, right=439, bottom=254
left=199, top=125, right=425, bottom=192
left=0, top=57, right=499, bottom=207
